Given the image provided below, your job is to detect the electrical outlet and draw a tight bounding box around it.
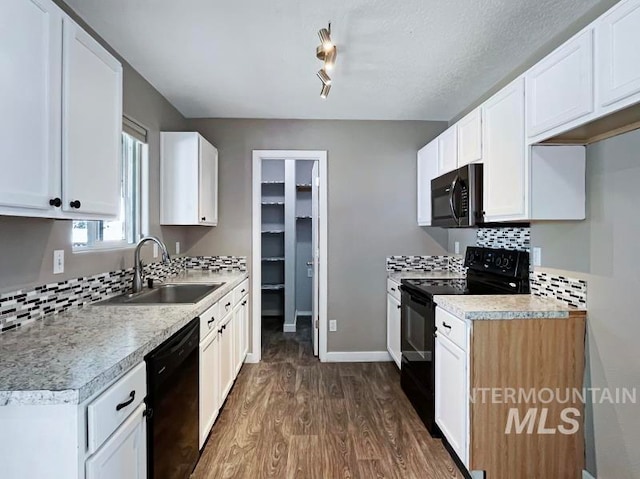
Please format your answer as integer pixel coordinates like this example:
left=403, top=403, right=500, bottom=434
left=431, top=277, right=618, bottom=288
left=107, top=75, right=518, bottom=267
left=455, top=241, right=460, bottom=255
left=53, top=250, right=64, bottom=275
left=307, top=267, right=313, bottom=278
left=175, top=242, right=180, bottom=255
left=533, top=247, right=542, bottom=267
left=153, top=244, right=159, bottom=258
left=329, top=320, right=337, bottom=332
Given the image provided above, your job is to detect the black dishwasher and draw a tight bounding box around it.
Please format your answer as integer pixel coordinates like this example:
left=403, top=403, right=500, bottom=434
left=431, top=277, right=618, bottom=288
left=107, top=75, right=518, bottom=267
left=146, top=317, right=200, bottom=479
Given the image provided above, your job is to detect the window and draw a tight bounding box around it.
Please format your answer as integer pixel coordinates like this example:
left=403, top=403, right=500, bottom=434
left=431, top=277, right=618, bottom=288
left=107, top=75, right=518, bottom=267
left=72, top=131, right=147, bottom=250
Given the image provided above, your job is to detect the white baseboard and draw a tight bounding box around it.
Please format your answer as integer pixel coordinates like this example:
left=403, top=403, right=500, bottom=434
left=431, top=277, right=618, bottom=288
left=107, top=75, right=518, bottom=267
left=583, top=470, right=596, bottom=479
left=295, top=310, right=312, bottom=317
left=324, top=351, right=392, bottom=362
left=245, top=353, right=260, bottom=364
left=283, top=324, right=296, bottom=333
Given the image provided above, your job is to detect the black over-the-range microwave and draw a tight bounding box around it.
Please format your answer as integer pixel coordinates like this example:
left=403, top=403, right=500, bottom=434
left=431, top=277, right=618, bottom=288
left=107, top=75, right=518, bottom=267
left=431, top=164, right=483, bottom=227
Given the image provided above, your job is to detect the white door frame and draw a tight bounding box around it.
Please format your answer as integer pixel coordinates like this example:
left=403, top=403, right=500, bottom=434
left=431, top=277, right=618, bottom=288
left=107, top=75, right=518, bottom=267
left=248, top=150, right=328, bottom=363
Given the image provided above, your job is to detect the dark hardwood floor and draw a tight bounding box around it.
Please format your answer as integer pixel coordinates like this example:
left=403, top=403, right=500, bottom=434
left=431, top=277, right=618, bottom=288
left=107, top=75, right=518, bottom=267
left=192, top=316, right=463, bottom=478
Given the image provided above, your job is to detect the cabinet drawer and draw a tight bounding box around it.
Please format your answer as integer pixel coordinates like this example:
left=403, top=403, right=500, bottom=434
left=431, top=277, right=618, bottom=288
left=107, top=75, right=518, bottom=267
left=387, top=279, right=401, bottom=301
left=200, top=301, right=221, bottom=340
left=436, top=307, right=467, bottom=351
left=87, top=362, right=146, bottom=454
left=233, top=279, right=249, bottom=305
left=220, top=291, right=234, bottom=318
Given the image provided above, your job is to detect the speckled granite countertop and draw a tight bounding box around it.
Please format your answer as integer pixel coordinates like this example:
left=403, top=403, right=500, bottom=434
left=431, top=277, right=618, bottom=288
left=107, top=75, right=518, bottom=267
left=434, top=294, right=586, bottom=320
left=0, top=270, right=247, bottom=406
left=388, top=271, right=465, bottom=282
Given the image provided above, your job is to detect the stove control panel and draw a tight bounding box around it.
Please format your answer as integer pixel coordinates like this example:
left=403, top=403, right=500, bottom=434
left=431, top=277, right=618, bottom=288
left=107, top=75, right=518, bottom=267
left=464, top=246, right=529, bottom=278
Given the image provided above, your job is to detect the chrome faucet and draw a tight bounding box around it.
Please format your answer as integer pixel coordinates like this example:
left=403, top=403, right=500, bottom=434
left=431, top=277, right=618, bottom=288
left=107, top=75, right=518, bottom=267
left=132, top=236, right=171, bottom=293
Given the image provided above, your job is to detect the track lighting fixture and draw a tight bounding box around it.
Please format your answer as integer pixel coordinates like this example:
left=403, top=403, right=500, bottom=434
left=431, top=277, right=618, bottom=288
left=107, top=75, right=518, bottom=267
left=320, top=84, right=331, bottom=99
left=317, top=69, right=332, bottom=86
left=316, top=23, right=337, bottom=98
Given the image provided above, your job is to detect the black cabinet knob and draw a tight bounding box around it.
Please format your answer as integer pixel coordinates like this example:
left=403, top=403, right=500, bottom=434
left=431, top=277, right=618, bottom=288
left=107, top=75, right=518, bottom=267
left=70, top=200, right=81, bottom=209
left=201, top=217, right=206, bottom=221
left=49, top=198, right=62, bottom=207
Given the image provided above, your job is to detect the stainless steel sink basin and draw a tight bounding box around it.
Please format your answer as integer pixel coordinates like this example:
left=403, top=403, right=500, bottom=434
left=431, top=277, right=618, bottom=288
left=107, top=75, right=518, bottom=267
left=96, top=283, right=224, bottom=305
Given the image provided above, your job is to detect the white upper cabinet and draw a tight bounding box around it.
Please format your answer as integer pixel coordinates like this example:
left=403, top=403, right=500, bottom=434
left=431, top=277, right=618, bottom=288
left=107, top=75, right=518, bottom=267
left=598, top=0, right=640, bottom=110
left=438, top=126, right=458, bottom=174
left=417, top=140, right=439, bottom=226
left=0, top=1, right=122, bottom=220
left=161, top=132, right=219, bottom=226
left=526, top=28, right=594, bottom=139
left=0, top=0, right=62, bottom=212
left=482, top=78, right=527, bottom=221
left=457, top=108, right=483, bottom=166
left=62, top=18, right=123, bottom=217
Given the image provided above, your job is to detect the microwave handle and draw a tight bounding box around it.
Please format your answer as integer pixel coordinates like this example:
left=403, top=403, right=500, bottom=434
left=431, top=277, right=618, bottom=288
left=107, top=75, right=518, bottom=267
left=449, top=175, right=460, bottom=225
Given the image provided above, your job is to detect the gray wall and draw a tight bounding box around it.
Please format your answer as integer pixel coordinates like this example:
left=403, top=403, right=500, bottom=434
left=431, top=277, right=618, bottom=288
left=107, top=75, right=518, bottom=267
left=0, top=1, right=190, bottom=293
left=184, top=119, right=449, bottom=352
left=531, top=130, right=640, bottom=479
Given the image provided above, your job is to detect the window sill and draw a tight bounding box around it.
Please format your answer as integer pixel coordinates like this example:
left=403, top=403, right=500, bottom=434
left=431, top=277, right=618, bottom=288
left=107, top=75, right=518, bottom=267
left=73, top=242, right=136, bottom=254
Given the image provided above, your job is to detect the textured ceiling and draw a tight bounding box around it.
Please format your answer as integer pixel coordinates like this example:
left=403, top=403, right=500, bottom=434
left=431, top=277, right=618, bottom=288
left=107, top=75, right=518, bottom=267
left=65, top=0, right=612, bottom=120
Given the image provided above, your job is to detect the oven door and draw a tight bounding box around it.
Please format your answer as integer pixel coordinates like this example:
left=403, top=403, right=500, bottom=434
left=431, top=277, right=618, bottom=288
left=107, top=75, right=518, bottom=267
left=401, top=289, right=434, bottom=364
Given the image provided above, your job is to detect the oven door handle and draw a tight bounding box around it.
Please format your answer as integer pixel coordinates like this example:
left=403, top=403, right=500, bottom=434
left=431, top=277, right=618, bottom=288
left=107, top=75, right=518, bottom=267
left=449, top=175, right=460, bottom=225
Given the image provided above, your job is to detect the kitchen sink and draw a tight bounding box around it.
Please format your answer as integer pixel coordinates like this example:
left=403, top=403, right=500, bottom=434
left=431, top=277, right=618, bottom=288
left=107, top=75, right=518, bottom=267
left=96, top=283, right=224, bottom=305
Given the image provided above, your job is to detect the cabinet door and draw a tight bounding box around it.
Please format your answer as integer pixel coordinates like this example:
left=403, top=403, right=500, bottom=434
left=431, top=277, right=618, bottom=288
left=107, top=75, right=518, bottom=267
left=219, top=315, right=234, bottom=404
left=435, top=335, right=467, bottom=466
left=86, top=404, right=146, bottom=479
left=598, top=0, right=640, bottom=108
left=0, top=0, right=62, bottom=212
left=199, top=333, right=219, bottom=450
left=62, top=18, right=122, bottom=217
left=241, top=298, right=249, bottom=359
left=386, top=294, right=401, bottom=369
left=438, top=126, right=458, bottom=174
left=233, top=304, right=243, bottom=375
left=198, top=136, right=218, bottom=225
left=482, top=78, right=527, bottom=221
left=526, top=28, right=594, bottom=138
left=417, top=140, right=439, bottom=226
left=457, top=108, right=482, bottom=166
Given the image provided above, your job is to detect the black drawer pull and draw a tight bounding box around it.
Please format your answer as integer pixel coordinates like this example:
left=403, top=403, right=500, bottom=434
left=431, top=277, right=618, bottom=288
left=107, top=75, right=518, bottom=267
left=222, top=324, right=227, bottom=330
left=442, top=322, right=452, bottom=329
left=218, top=328, right=223, bottom=334
left=242, top=300, right=247, bottom=306
left=225, top=302, right=231, bottom=309
left=397, top=304, right=401, bottom=309
left=116, top=391, right=136, bottom=411
left=69, top=200, right=81, bottom=209
left=207, top=316, right=216, bottom=325
left=49, top=197, right=61, bottom=207
left=391, top=287, right=396, bottom=292
left=241, top=289, right=246, bottom=293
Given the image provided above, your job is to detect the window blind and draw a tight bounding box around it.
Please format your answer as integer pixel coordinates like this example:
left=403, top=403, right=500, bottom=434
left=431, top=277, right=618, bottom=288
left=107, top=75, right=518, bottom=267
left=123, top=116, right=148, bottom=143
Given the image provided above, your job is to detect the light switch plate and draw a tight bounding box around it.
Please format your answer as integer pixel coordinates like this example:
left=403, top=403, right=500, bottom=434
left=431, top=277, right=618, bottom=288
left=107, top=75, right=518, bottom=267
left=153, top=244, right=159, bottom=258
left=53, top=250, right=64, bottom=275
left=455, top=241, right=460, bottom=255
left=329, top=320, right=337, bottom=332
left=307, top=268, right=313, bottom=278
left=533, top=247, right=542, bottom=267
left=175, top=242, right=181, bottom=255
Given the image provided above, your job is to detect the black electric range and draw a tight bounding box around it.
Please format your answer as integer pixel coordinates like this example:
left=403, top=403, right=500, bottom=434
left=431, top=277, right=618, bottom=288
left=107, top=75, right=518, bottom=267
left=399, top=246, right=530, bottom=437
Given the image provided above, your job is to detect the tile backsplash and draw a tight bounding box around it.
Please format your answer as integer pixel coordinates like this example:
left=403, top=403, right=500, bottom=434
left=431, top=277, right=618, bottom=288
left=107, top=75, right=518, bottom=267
left=0, top=256, right=246, bottom=333
left=386, top=255, right=453, bottom=272
left=476, top=227, right=531, bottom=251
left=530, top=271, right=587, bottom=308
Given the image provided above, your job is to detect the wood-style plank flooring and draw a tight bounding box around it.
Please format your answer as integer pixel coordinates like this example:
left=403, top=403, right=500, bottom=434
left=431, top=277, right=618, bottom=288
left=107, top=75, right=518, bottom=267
left=192, top=317, right=464, bottom=479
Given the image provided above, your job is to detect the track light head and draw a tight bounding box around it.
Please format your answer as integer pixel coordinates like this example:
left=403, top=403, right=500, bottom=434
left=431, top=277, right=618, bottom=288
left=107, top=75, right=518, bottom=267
left=317, top=69, right=332, bottom=86
left=323, top=46, right=337, bottom=72
left=318, top=27, right=333, bottom=52
left=320, top=83, right=331, bottom=99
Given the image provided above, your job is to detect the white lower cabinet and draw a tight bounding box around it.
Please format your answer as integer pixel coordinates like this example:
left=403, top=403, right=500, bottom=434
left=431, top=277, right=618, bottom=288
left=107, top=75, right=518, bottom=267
left=199, top=329, right=220, bottom=449
left=85, top=404, right=146, bottom=479
left=386, top=293, right=401, bottom=369
left=435, top=306, right=469, bottom=468
left=219, top=310, right=235, bottom=404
